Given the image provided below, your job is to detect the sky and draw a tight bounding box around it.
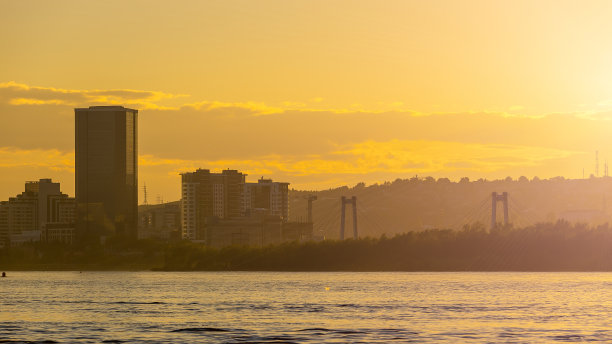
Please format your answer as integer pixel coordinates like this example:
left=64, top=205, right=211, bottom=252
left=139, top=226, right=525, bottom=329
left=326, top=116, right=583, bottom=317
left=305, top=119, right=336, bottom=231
left=2, top=0, right=612, bottom=202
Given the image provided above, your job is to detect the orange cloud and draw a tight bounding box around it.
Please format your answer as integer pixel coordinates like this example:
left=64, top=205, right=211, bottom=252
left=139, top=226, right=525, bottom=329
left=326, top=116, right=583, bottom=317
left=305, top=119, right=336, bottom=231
left=0, top=82, right=426, bottom=115
left=0, top=147, right=74, bottom=171
left=334, top=140, right=582, bottom=174
left=0, top=81, right=608, bottom=201
left=0, top=81, right=187, bottom=110
left=139, top=140, right=581, bottom=178
left=9, top=98, right=68, bottom=106
left=6, top=81, right=612, bottom=120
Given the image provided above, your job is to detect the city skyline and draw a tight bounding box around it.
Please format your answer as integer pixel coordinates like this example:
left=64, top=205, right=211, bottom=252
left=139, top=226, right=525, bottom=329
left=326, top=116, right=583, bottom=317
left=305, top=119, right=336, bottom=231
left=5, top=3, right=612, bottom=341
left=3, top=1, right=612, bottom=202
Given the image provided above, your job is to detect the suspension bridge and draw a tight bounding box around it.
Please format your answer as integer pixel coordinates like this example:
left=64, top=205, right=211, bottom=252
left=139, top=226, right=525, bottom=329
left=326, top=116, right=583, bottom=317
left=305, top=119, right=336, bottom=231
left=291, top=191, right=542, bottom=239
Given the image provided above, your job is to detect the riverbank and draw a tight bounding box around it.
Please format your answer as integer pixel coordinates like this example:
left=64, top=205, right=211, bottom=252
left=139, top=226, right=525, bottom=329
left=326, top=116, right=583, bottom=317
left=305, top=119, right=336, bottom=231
left=3, top=221, right=612, bottom=271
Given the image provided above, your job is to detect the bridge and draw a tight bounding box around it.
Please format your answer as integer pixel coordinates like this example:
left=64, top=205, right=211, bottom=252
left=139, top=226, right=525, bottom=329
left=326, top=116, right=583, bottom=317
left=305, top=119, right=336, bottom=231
left=291, top=191, right=541, bottom=239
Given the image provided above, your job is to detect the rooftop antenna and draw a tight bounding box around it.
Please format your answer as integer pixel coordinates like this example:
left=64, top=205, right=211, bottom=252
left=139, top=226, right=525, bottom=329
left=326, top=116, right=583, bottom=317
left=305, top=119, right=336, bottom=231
left=596, top=150, right=599, bottom=177
left=143, top=183, right=148, bottom=205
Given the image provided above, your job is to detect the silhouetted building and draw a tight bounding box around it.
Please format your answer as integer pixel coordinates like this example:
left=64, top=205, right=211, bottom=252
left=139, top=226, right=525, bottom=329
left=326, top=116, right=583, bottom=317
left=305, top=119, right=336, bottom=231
left=0, top=179, right=75, bottom=246
left=180, top=169, right=295, bottom=243
left=0, top=202, right=8, bottom=246
left=181, top=169, right=246, bottom=240
left=1, top=190, right=37, bottom=244
left=243, top=177, right=289, bottom=221
left=205, top=215, right=312, bottom=248
left=45, top=223, right=75, bottom=244
left=205, top=215, right=282, bottom=248
left=138, top=201, right=181, bottom=240
left=75, top=106, right=138, bottom=243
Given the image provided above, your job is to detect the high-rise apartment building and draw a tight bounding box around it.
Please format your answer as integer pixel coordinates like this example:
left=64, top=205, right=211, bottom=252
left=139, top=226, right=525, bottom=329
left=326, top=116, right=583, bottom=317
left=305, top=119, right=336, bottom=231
left=75, top=106, right=138, bottom=242
left=181, top=169, right=246, bottom=240
left=243, top=178, right=290, bottom=221
left=0, top=191, right=37, bottom=244
left=0, top=179, right=75, bottom=245
left=0, top=202, right=8, bottom=246
left=180, top=168, right=292, bottom=242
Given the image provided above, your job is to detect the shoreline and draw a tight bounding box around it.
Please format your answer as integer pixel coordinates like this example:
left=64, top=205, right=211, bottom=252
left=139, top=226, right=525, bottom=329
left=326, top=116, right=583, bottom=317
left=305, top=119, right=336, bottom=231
left=6, top=266, right=612, bottom=272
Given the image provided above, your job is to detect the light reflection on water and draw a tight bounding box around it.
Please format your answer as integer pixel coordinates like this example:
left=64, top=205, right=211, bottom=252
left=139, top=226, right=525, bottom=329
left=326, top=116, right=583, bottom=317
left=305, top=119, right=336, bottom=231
left=2, top=272, right=612, bottom=343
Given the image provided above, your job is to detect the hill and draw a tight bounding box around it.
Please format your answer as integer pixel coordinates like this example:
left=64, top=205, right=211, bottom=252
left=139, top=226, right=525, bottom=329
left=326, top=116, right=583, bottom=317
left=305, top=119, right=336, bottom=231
left=289, top=176, right=612, bottom=239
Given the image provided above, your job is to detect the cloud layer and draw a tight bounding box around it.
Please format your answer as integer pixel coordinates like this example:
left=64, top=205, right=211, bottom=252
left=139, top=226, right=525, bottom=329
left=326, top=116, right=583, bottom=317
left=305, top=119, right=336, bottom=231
left=0, top=81, right=606, bottom=201
left=0, top=81, right=186, bottom=110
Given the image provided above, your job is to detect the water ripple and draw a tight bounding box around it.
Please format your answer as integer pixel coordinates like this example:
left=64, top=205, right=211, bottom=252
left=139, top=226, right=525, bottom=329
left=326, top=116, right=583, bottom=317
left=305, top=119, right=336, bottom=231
left=3, top=272, right=612, bottom=343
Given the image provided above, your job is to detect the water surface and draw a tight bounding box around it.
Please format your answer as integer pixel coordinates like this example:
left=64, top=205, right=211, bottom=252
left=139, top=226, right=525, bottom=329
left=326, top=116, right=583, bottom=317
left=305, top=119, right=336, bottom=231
left=2, top=272, right=612, bottom=343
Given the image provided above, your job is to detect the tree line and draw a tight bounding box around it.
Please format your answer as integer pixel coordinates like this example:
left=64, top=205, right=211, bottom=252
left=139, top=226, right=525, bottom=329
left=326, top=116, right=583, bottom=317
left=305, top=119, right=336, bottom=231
left=4, top=221, right=612, bottom=271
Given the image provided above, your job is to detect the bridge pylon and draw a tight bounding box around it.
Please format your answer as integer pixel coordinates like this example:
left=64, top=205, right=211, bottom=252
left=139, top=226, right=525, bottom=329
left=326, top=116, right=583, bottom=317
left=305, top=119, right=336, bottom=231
left=340, top=196, right=358, bottom=239
left=491, top=192, right=509, bottom=230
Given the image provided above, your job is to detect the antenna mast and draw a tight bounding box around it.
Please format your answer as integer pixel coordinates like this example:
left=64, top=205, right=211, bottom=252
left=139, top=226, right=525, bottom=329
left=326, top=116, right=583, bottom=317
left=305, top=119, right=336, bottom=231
left=596, top=151, right=599, bottom=177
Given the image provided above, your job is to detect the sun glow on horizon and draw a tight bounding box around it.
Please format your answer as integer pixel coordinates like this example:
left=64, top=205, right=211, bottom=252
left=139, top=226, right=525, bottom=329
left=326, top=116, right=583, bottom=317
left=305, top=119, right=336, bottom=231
left=2, top=1, right=612, bottom=200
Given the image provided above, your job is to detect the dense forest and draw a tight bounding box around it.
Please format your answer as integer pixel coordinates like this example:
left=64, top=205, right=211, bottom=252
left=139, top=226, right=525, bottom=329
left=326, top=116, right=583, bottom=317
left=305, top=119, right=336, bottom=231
left=289, top=176, right=612, bottom=239
left=4, top=221, right=612, bottom=271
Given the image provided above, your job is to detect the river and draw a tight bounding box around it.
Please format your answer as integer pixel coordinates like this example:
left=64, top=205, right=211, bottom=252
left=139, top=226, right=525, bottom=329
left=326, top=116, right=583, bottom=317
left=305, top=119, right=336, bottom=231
left=2, top=271, right=612, bottom=342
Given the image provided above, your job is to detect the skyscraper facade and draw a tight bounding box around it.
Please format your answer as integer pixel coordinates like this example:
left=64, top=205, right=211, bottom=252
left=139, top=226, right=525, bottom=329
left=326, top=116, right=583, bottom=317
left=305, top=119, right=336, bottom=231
left=75, top=106, right=138, bottom=242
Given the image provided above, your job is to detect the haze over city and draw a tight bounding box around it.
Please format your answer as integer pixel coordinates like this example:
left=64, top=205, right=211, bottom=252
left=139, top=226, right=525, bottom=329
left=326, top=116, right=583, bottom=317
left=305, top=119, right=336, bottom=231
left=8, top=1, right=612, bottom=343
left=3, top=0, right=612, bottom=202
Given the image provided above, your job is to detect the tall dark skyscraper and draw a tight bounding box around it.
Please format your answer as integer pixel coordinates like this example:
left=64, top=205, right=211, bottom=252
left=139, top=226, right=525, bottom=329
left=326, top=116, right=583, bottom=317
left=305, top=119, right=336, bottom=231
left=75, top=106, right=138, bottom=242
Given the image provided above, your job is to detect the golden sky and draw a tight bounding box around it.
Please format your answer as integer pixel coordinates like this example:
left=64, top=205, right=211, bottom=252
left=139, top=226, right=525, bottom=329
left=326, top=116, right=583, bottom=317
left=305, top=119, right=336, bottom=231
left=2, top=0, right=612, bottom=201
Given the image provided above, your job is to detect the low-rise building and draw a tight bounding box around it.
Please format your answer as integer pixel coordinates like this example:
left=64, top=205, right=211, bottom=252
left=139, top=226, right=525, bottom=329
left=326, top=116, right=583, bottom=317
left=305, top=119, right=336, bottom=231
left=205, top=215, right=283, bottom=248
left=138, top=201, right=181, bottom=240
left=205, top=215, right=313, bottom=248
left=45, top=223, right=75, bottom=244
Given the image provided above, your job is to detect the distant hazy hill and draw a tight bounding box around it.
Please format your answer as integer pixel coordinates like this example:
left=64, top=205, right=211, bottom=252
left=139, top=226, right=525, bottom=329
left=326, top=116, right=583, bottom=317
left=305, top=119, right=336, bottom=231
left=289, top=177, right=612, bottom=239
